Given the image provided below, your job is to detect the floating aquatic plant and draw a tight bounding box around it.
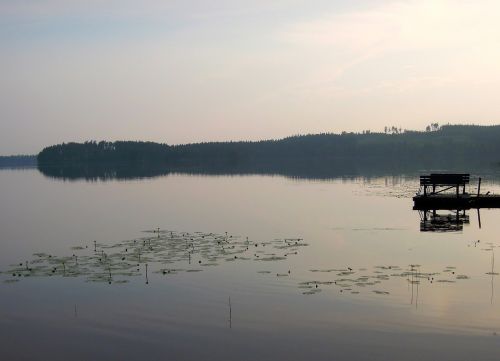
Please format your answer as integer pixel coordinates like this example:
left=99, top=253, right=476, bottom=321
left=0, top=229, right=480, bottom=304
left=373, top=290, right=390, bottom=295
left=1, top=229, right=306, bottom=286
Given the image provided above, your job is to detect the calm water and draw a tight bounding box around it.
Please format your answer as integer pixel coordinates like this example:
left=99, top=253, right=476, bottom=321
left=1, top=168, right=500, bottom=360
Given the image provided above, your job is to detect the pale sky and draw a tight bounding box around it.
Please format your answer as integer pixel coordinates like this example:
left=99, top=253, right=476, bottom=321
left=1, top=0, right=500, bottom=154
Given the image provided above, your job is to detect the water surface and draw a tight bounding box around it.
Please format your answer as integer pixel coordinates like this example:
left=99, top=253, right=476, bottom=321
left=1, top=168, right=500, bottom=360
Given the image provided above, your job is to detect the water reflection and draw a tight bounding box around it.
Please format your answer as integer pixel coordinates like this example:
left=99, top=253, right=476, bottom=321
left=418, top=209, right=470, bottom=232
left=4, top=169, right=500, bottom=360
left=37, top=163, right=171, bottom=181
left=37, top=162, right=411, bottom=182
left=482, top=244, right=499, bottom=305
left=37, top=161, right=500, bottom=182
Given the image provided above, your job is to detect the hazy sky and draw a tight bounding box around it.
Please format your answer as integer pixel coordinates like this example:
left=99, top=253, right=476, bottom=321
left=1, top=0, right=500, bottom=154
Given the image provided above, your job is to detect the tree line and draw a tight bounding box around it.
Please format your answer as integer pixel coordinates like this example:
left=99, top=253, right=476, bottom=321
left=37, top=125, right=500, bottom=167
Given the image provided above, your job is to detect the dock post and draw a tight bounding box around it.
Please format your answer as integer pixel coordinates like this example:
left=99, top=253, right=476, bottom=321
left=477, top=177, right=482, bottom=196
left=477, top=208, right=482, bottom=229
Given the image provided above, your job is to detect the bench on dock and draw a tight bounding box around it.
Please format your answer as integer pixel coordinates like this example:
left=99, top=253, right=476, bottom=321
left=420, top=173, right=470, bottom=197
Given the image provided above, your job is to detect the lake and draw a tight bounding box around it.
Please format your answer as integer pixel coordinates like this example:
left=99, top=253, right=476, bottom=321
left=1, top=167, right=500, bottom=360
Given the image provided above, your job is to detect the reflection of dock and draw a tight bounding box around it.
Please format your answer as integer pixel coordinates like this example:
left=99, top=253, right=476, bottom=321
left=419, top=209, right=469, bottom=232
left=413, top=173, right=500, bottom=210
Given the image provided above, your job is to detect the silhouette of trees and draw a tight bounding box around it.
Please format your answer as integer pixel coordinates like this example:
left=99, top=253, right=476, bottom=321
left=37, top=125, right=500, bottom=168
left=37, top=141, right=171, bottom=164
left=426, top=123, right=440, bottom=132
left=384, top=126, right=403, bottom=134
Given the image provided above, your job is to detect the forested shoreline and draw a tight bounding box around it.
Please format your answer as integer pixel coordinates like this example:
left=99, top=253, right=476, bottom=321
left=37, top=125, right=500, bottom=167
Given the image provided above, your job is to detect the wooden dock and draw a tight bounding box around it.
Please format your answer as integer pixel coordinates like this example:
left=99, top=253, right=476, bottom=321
left=413, top=193, right=500, bottom=210
left=413, top=173, right=500, bottom=210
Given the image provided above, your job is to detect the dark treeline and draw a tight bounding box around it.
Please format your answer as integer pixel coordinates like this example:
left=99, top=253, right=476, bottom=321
left=38, top=125, right=500, bottom=168
left=0, top=155, right=37, bottom=168
left=37, top=141, right=170, bottom=164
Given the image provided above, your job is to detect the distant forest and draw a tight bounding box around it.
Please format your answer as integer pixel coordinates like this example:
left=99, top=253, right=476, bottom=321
left=0, top=155, right=36, bottom=168
left=33, top=124, right=500, bottom=180
left=37, top=125, right=500, bottom=167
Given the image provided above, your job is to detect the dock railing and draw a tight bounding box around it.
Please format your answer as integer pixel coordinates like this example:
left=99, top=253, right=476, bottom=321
left=419, top=173, right=470, bottom=197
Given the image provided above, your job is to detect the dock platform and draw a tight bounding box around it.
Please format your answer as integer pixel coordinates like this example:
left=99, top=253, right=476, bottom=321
left=413, top=173, right=500, bottom=210
left=413, top=193, right=500, bottom=210
left=413, top=173, right=500, bottom=232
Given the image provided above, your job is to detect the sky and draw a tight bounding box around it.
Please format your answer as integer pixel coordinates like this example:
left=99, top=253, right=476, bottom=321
left=1, top=0, right=500, bottom=154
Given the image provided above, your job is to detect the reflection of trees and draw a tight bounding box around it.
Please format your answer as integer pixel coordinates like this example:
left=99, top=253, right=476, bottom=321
left=37, top=163, right=171, bottom=182
left=38, top=159, right=500, bottom=183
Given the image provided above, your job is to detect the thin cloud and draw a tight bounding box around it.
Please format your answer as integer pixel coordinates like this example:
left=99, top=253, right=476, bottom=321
left=277, top=0, right=500, bottom=94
